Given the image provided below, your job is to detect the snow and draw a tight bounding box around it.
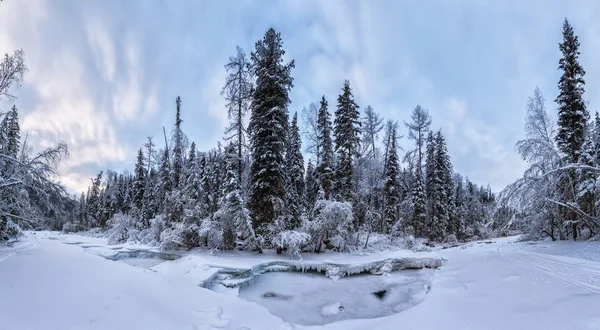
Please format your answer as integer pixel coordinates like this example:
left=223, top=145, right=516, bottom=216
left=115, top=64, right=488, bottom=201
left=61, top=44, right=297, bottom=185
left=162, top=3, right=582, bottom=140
left=321, top=302, right=344, bottom=316
left=238, top=270, right=434, bottom=325
left=1, top=232, right=600, bottom=329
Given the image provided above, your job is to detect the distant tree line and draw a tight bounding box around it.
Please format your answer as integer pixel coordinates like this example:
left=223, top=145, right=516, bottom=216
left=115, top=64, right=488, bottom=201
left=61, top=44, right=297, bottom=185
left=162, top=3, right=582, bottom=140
left=72, top=28, right=496, bottom=254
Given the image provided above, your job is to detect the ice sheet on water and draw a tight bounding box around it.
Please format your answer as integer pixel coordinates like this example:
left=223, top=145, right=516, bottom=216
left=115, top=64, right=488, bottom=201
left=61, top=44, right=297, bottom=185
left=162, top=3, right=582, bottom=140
left=238, top=269, right=435, bottom=326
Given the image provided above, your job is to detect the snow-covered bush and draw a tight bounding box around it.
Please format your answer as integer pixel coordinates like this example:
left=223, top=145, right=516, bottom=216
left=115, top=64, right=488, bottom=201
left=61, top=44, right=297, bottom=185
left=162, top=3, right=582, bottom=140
left=403, top=234, right=431, bottom=252
left=272, top=230, right=310, bottom=259
left=159, top=225, right=182, bottom=250
left=62, top=222, right=82, bottom=233
left=159, top=221, right=203, bottom=250
left=304, top=200, right=354, bottom=252
left=1, top=219, right=22, bottom=241
left=404, top=234, right=416, bottom=250
left=353, top=231, right=400, bottom=253
left=198, top=218, right=223, bottom=249
left=446, top=234, right=458, bottom=245
left=106, top=213, right=137, bottom=245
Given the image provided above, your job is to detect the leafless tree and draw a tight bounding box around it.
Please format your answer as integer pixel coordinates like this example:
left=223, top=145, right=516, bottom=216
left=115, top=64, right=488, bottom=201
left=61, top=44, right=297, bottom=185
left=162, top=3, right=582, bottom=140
left=221, top=46, right=253, bottom=180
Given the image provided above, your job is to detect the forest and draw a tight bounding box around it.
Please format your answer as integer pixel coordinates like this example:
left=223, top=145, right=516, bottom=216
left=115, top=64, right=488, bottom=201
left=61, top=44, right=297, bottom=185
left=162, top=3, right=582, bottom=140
left=1, top=18, right=597, bottom=255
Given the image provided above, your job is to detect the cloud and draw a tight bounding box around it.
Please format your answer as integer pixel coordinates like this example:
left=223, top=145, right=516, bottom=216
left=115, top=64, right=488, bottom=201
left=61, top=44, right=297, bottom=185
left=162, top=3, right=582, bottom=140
left=4, top=0, right=600, bottom=195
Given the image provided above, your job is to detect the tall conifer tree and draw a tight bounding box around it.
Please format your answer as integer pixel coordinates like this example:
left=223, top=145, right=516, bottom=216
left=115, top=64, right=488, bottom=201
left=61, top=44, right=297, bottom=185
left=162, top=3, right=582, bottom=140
left=247, top=28, right=295, bottom=236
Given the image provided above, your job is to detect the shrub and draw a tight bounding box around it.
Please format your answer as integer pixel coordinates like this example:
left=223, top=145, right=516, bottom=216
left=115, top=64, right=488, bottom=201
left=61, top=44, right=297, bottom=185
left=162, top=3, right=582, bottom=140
left=272, top=230, right=310, bottom=259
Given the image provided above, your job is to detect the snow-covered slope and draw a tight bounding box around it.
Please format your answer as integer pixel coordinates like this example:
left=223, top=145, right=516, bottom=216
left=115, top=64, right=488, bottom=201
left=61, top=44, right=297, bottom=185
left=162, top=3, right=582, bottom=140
left=1, top=232, right=599, bottom=330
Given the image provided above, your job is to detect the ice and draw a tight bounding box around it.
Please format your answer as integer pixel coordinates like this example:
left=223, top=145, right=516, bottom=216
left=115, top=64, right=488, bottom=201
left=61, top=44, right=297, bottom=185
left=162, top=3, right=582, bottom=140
left=119, top=257, right=165, bottom=269
left=238, top=269, right=435, bottom=325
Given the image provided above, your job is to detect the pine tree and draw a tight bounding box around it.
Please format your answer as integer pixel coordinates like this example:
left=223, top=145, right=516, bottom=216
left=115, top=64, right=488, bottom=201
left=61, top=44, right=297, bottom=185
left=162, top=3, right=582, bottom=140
left=142, top=168, right=158, bottom=223
left=556, top=19, right=587, bottom=163
left=133, top=148, right=146, bottom=211
left=284, top=112, right=305, bottom=229
left=5, top=105, right=19, bottom=158
left=435, top=131, right=455, bottom=238
left=77, top=192, right=86, bottom=228
left=218, top=144, right=254, bottom=250
left=382, top=121, right=400, bottom=233
left=0, top=106, right=20, bottom=225
left=594, top=112, right=600, bottom=165
left=411, top=169, right=427, bottom=237
left=0, top=113, right=8, bottom=153
left=333, top=80, right=361, bottom=201
left=424, top=131, right=436, bottom=237
left=247, top=28, right=295, bottom=236
left=183, top=142, right=201, bottom=203
left=305, top=159, right=319, bottom=216
left=87, top=172, right=103, bottom=227
left=555, top=19, right=587, bottom=240
left=222, top=46, right=253, bottom=181
left=316, top=96, right=334, bottom=200
left=172, top=96, right=184, bottom=189
left=158, top=149, right=171, bottom=211
left=578, top=129, right=596, bottom=218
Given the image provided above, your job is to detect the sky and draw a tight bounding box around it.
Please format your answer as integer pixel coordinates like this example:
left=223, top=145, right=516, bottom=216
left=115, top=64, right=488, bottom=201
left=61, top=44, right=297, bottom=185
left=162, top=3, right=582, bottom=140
left=2, top=0, right=600, bottom=194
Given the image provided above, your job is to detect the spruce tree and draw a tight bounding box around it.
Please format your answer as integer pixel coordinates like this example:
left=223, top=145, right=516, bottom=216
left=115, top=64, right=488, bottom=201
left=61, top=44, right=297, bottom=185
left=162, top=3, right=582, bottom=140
left=247, top=28, right=295, bottom=236
left=305, top=159, right=319, bottom=216
left=183, top=142, right=201, bottom=203
left=142, top=168, right=158, bottom=223
left=594, top=112, right=600, bottom=165
left=158, top=149, right=171, bottom=211
left=172, top=96, right=184, bottom=189
left=424, top=131, right=436, bottom=237
left=316, top=96, right=334, bottom=200
left=333, top=80, right=361, bottom=201
left=87, top=172, right=103, bottom=227
left=411, top=169, right=427, bottom=237
left=435, top=131, right=455, bottom=238
left=199, top=154, right=213, bottom=217
left=556, top=19, right=587, bottom=163
left=220, top=145, right=239, bottom=250
left=5, top=105, right=19, bottom=158
left=284, top=112, right=305, bottom=229
left=555, top=19, right=587, bottom=240
left=0, top=113, right=8, bottom=153
left=218, top=144, right=255, bottom=250
left=133, top=148, right=146, bottom=211
left=382, top=121, right=400, bottom=233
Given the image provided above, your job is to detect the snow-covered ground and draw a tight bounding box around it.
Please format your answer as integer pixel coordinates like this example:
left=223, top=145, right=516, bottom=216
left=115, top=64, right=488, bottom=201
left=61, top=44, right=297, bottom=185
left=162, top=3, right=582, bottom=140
left=1, top=232, right=599, bottom=329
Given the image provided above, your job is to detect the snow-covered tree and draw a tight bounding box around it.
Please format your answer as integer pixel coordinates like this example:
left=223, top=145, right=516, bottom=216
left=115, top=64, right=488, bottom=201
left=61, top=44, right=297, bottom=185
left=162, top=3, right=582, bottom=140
left=382, top=121, right=401, bottom=233
left=333, top=80, right=361, bottom=201
left=215, top=144, right=255, bottom=251
left=435, top=131, right=455, bottom=238
left=404, top=105, right=431, bottom=173
left=554, top=19, right=588, bottom=240
left=87, top=172, right=103, bottom=227
left=284, top=112, right=305, bottom=229
left=316, top=96, right=335, bottom=200
left=501, top=87, right=563, bottom=240
left=222, top=46, right=253, bottom=180
left=301, top=102, right=320, bottom=158
left=361, top=105, right=383, bottom=161
left=304, top=200, right=354, bottom=253
left=133, top=148, right=145, bottom=212
left=247, top=28, right=295, bottom=237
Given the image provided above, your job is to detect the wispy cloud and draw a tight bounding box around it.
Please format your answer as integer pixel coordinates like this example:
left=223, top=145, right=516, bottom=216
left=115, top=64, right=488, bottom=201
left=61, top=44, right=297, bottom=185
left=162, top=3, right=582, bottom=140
left=2, top=0, right=600, bottom=193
